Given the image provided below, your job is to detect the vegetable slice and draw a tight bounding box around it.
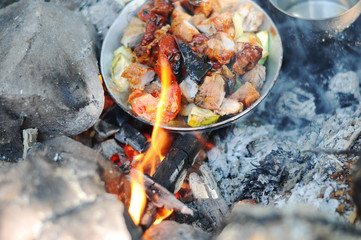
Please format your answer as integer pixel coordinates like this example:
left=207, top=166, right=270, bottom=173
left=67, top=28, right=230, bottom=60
left=187, top=105, right=220, bottom=127
left=256, top=30, right=269, bottom=65
left=232, top=12, right=244, bottom=40
left=111, top=46, right=135, bottom=91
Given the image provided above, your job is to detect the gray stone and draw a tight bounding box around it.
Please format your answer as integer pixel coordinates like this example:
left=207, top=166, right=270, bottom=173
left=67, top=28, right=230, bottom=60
left=215, top=204, right=361, bottom=240
left=0, top=0, right=104, bottom=160
left=143, top=221, right=210, bottom=240
left=0, top=136, right=141, bottom=240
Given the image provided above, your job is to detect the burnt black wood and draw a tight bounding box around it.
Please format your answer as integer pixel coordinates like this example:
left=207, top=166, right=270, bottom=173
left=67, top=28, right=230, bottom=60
left=153, top=133, right=207, bottom=193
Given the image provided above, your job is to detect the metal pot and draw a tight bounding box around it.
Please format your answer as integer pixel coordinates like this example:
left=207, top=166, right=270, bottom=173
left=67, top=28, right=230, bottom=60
left=268, top=0, right=361, bottom=66
left=269, top=0, right=361, bottom=34
left=100, top=0, right=283, bottom=132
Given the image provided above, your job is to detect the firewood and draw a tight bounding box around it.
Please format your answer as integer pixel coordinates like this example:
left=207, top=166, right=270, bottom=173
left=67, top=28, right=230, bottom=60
left=189, top=165, right=229, bottom=229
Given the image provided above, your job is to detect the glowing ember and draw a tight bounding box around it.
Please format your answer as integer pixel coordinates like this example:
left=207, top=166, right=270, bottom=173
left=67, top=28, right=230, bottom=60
left=153, top=208, right=174, bottom=225
left=128, top=52, right=176, bottom=225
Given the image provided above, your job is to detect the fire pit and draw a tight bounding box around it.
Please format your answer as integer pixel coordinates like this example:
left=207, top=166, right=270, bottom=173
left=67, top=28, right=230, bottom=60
left=0, top=0, right=361, bottom=239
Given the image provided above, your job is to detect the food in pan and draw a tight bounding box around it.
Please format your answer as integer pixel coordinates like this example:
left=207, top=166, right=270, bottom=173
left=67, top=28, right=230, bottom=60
left=111, top=0, right=269, bottom=127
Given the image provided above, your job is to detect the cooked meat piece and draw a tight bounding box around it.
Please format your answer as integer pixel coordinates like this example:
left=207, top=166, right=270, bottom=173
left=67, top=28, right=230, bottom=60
left=211, top=11, right=235, bottom=37
left=181, top=0, right=213, bottom=17
left=213, top=0, right=239, bottom=12
left=189, top=34, right=209, bottom=54
left=232, top=42, right=262, bottom=75
left=215, top=98, right=243, bottom=115
left=136, top=0, right=172, bottom=49
left=179, top=76, right=199, bottom=102
left=190, top=14, right=206, bottom=27
left=143, top=79, right=162, bottom=93
left=194, top=0, right=213, bottom=17
left=242, top=64, right=266, bottom=90
left=243, top=8, right=264, bottom=32
left=172, top=1, right=192, bottom=20
left=170, top=16, right=200, bottom=42
left=134, top=25, right=170, bottom=67
left=196, top=11, right=234, bottom=37
left=121, top=63, right=155, bottom=91
left=154, top=35, right=182, bottom=79
left=237, top=2, right=264, bottom=32
left=194, top=73, right=225, bottom=110
left=237, top=2, right=252, bottom=17
left=205, top=32, right=235, bottom=65
left=230, top=82, right=260, bottom=107
left=121, top=17, right=147, bottom=47
left=196, top=18, right=216, bottom=36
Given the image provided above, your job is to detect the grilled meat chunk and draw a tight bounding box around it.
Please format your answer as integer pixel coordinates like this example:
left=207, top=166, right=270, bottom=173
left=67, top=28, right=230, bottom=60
left=134, top=25, right=170, bottom=67
left=121, top=17, right=146, bottom=47
left=215, top=98, right=243, bottom=115
left=232, top=42, right=262, bottom=75
left=205, top=32, right=235, bottom=65
left=237, top=2, right=264, bottom=31
left=242, top=64, right=266, bottom=90
left=196, top=11, right=234, bottom=37
left=170, top=15, right=200, bottom=42
left=154, top=35, right=182, bottom=79
left=181, top=0, right=213, bottom=17
left=121, top=63, right=155, bottom=91
left=230, top=82, right=260, bottom=107
left=194, top=73, right=225, bottom=110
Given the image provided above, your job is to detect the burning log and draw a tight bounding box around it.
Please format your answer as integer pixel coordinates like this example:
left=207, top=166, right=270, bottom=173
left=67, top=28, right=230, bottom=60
left=189, top=165, right=229, bottom=229
left=129, top=169, right=193, bottom=228
left=130, top=169, right=193, bottom=215
left=153, top=133, right=207, bottom=193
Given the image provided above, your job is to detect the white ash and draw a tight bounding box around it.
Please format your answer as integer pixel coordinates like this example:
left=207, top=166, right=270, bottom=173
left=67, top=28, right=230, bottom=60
left=207, top=70, right=361, bottom=219
left=79, top=0, right=124, bottom=39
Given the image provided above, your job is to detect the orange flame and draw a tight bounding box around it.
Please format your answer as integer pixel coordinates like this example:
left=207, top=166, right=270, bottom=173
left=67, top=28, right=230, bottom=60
left=128, top=55, right=174, bottom=226
left=153, top=208, right=174, bottom=225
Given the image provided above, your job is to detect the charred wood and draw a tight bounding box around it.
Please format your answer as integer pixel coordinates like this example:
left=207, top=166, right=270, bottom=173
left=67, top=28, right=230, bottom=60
left=153, top=133, right=206, bottom=193
left=115, top=122, right=149, bottom=153
left=189, top=165, right=229, bottom=229
left=130, top=169, right=193, bottom=216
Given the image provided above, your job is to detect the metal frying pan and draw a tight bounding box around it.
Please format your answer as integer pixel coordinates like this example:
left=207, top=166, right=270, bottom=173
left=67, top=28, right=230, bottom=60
left=100, top=0, right=283, bottom=132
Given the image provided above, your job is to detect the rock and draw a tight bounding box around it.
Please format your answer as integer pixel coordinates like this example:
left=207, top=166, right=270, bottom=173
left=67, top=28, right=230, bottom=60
left=0, top=136, right=141, bottom=240
left=143, top=221, right=210, bottom=240
left=215, top=204, right=361, bottom=240
left=0, top=0, right=104, bottom=161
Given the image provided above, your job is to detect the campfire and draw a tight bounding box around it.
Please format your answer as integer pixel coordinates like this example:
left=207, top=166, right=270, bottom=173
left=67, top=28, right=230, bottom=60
left=1, top=0, right=361, bottom=240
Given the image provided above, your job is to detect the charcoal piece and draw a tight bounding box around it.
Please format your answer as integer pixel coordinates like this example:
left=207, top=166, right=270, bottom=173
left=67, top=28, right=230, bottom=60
left=96, top=139, right=125, bottom=160
left=114, top=122, right=148, bottom=153
left=176, top=39, right=211, bottom=84
left=337, top=93, right=359, bottom=108
left=153, top=133, right=206, bottom=193
left=153, top=150, right=189, bottom=193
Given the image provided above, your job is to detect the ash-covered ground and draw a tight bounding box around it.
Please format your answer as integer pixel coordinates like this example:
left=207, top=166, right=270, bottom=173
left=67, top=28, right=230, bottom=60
left=207, top=20, right=361, bottom=221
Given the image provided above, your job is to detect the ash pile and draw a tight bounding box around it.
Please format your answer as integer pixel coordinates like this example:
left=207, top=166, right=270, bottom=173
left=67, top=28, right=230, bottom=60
left=1, top=0, right=361, bottom=240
